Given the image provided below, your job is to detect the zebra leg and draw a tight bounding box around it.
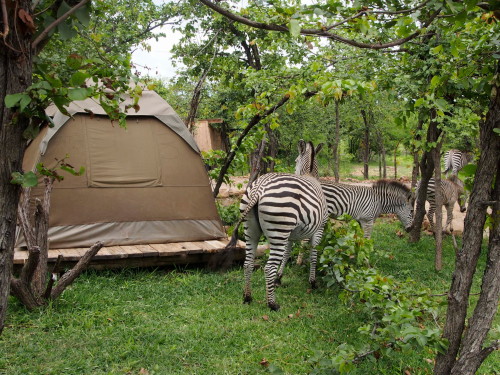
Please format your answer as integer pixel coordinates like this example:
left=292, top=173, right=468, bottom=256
left=264, top=243, right=287, bottom=311
left=308, top=232, right=324, bottom=289
left=359, top=220, right=374, bottom=239
left=445, top=204, right=454, bottom=233
left=275, top=241, right=292, bottom=286
left=243, top=213, right=262, bottom=305
left=427, top=206, right=435, bottom=232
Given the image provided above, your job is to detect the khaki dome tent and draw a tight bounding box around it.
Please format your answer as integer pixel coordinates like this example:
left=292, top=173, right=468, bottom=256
left=18, top=89, right=226, bottom=249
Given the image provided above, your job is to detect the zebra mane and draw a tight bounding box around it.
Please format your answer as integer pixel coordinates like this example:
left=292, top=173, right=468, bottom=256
left=308, top=141, right=316, bottom=174
left=372, top=179, right=411, bottom=196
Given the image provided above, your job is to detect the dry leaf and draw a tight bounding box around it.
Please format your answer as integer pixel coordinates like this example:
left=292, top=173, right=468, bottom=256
left=18, top=9, right=36, bottom=33
left=139, top=368, right=149, bottom=375
left=262, top=315, right=269, bottom=321
left=404, top=370, right=412, bottom=375
left=259, top=359, right=269, bottom=367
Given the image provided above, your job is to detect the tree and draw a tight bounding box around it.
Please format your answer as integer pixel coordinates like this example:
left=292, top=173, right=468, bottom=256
left=0, top=0, right=176, bottom=333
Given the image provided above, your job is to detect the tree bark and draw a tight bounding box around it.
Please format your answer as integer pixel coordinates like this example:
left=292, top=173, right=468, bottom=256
left=409, top=114, right=441, bottom=243
left=333, top=100, right=341, bottom=182
left=360, top=109, right=370, bottom=180
left=431, top=140, right=444, bottom=271
left=434, top=61, right=500, bottom=374
left=0, top=0, right=34, bottom=333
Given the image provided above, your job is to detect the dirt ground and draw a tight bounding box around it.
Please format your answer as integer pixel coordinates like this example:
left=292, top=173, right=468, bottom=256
left=214, top=175, right=468, bottom=235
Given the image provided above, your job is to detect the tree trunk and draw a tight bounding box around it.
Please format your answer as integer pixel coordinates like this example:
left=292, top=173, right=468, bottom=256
left=333, top=100, right=340, bottom=182
left=0, top=0, right=34, bottom=333
left=409, top=115, right=441, bottom=243
left=431, top=140, right=444, bottom=271
left=434, top=61, right=500, bottom=375
left=393, top=142, right=400, bottom=179
left=360, top=109, right=370, bottom=180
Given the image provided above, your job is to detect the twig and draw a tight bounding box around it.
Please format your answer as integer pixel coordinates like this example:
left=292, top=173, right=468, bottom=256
left=32, top=0, right=91, bottom=50
left=0, top=0, right=8, bottom=39
left=43, top=254, right=63, bottom=299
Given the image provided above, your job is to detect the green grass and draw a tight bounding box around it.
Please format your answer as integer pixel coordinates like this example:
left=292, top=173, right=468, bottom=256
left=1, top=222, right=498, bottom=375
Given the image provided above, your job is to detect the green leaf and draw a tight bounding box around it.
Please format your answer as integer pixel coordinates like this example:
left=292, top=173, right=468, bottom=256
left=58, top=21, right=77, bottom=40
left=19, top=94, right=31, bottom=112
left=68, top=87, right=91, bottom=101
left=74, top=3, right=91, bottom=26
left=430, top=75, right=441, bottom=89
left=11, top=171, right=38, bottom=187
left=430, top=45, right=443, bottom=55
left=289, top=19, right=301, bottom=37
left=5, top=93, right=24, bottom=108
left=69, top=71, right=90, bottom=86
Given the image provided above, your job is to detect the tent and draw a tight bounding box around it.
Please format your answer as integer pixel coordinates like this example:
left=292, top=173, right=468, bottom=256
left=17, top=88, right=226, bottom=249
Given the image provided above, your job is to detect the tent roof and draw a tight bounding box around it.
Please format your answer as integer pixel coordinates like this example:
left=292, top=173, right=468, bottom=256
left=42, top=89, right=199, bottom=154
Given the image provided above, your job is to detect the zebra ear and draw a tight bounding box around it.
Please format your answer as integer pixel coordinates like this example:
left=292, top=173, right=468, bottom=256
left=298, top=139, right=306, bottom=154
left=315, top=143, right=324, bottom=156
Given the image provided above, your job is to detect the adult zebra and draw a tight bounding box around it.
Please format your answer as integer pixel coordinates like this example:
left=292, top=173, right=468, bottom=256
left=318, top=179, right=414, bottom=238
left=443, top=149, right=473, bottom=176
left=225, top=140, right=328, bottom=311
left=415, top=175, right=466, bottom=234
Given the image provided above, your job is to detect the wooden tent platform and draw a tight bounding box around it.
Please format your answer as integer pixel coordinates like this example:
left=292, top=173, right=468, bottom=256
left=13, top=239, right=245, bottom=271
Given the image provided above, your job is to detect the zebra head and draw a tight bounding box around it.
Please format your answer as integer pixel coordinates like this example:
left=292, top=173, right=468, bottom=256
left=374, top=180, right=414, bottom=232
left=295, top=139, right=324, bottom=178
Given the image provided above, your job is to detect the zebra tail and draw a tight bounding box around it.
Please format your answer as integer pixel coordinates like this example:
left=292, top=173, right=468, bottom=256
left=208, top=212, right=248, bottom=271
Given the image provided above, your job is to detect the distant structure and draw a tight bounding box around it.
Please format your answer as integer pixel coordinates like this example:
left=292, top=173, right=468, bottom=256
left=191, top=119, right=228, bottom=153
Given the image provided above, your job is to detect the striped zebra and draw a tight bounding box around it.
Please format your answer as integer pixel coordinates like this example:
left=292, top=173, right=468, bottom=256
left=318, top=179, right=414, bottom=238
left=226, top=140, right=328, bottom=311
left=415, top=175, right=466, bottom=233
left=443, top=149, right=473, bottom=176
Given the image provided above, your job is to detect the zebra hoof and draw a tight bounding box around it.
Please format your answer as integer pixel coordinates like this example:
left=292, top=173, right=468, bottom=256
left=310, top=280, right=317, bottom=289
left=243, top=294, right=252, bottom=304
left=268, top=302, right=280, bottom=311
left=274, top=276, right=282, bottom=287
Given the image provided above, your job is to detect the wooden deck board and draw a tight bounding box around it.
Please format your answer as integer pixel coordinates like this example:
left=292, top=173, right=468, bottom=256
left=13, top=238, right=245, bottom=270
left=119, top=245, right=144, bottom=258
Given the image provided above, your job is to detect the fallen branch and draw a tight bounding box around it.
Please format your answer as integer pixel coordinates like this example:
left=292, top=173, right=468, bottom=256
left=50, top=241, right=103, bottom=300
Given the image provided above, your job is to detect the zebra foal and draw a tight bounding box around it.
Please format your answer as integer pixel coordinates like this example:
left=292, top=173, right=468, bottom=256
left=443, top=149, right=473, bottom=176
left=415, top=175, right=466, bottom=233
left=226, top=140, right=328, bottom=311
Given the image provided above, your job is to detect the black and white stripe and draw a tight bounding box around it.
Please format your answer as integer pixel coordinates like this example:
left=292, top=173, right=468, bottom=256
left=416, top=175, right=466, bottom=233
left=443, top=149, right=473, bottom=176
left=227, top=141, right=328, bottom=311
left=318, top=179, right=414, bottom=238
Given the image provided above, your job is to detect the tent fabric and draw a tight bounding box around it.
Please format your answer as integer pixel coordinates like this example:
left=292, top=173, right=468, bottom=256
left=40, top=90, right=200, bottom=155
left=17, top=89, right=226, bottom=249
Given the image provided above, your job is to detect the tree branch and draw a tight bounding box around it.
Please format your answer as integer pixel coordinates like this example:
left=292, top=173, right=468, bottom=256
left=198, top=0, right=442, bottom=50
left=31, top=0, right=91, bottom=50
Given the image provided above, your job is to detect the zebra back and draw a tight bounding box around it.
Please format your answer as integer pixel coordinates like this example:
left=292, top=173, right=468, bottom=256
left=443, top=149, right=473, bottom=175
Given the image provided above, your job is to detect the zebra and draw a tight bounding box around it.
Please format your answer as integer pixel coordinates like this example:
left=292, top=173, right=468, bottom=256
left=317, top=179, right=415, bottom=239
left=415, top=175, right=466, bottom=233
left=225, top=140, right=328, bottom=311
left=443, top=149, right=473, bottom=176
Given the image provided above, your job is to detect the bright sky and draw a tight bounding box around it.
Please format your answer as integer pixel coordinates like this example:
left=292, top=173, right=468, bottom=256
left=131, top=26, right=181, bottom=80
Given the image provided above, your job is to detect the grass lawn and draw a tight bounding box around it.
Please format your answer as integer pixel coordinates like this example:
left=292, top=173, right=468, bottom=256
left=1, top=222, right=498, bottom=375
